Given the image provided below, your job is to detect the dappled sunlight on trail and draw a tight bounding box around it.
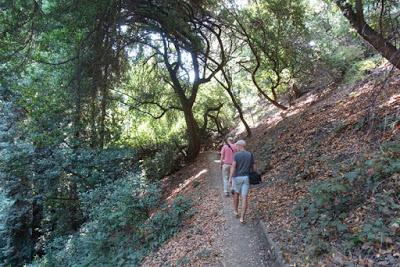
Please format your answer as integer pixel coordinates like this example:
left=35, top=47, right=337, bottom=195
left=166, top=168, right=209, bottom=202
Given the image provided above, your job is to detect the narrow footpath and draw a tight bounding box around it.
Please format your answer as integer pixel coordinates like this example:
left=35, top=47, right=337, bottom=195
left=207, top=152, right=271, bottom=267
left=143, top=151, right=276, bottom=266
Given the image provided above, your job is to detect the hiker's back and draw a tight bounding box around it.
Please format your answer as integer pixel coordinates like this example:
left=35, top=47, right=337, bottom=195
left=234, top=151, right=253, bottom=177
left=221, top=144, right=236, bottom=165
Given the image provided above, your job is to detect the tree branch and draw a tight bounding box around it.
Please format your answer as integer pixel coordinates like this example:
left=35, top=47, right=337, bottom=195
left=201, top=103, right=224, bottom=133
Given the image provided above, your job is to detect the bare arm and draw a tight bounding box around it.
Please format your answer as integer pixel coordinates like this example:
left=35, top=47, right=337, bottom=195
left=220, top=146, right=225, bottom=168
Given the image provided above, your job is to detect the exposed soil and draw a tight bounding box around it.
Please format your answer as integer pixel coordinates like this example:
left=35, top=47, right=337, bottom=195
left=142, top=152, right=272, bottom=266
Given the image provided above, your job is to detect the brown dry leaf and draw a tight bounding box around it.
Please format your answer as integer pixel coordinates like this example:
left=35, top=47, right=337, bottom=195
left=244, top=67, right=400, bottom=266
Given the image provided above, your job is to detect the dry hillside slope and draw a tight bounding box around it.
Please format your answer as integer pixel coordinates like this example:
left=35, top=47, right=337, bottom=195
left=142, top=66, right=399, bottom=266
left=246, top=65, right=400, bottom=265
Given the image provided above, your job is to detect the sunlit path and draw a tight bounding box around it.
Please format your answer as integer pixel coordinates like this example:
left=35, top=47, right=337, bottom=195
left=208, top=152, right=271, bottom=267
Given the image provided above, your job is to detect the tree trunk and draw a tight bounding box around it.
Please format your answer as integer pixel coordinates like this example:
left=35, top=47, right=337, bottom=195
left=89, top=82, right=98, bottom=148
left=214, top=69, right=252, bottom=137
left=292, top=83, right=302, bottom=98
left=74, top=59, right=82, bottom=140
left=271, top=87, right=278, bottom=101
left=224, top=88, right=252, bottom=136
left=183, top=105, right=201, bottom=161
left=336, top=1, right=400, bottom=69
left=99, top=65, right=109, bottom=149
left=68, top=181, right=82, bottom=231
left=251, top=71, right=288, bottom=110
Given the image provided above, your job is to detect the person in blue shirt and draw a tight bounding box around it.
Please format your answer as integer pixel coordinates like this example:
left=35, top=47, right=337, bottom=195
left=229, top=139, right=255, bottom=224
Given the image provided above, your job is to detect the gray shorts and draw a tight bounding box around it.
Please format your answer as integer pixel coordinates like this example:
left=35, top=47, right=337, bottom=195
left=233, top=175, right=249, bottom=196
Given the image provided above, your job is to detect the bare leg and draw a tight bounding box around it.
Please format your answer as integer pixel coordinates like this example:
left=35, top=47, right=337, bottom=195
left=233, top=193, right=239, bottom=216
left=222, top=165, right=230, bottom=194
left=240, top=194, right=248, bottom=221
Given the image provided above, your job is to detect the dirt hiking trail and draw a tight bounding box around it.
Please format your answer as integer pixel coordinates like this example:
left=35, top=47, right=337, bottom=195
left=142, top=151, right=277, bottom=266
left=206, top=152, right=271, bottom=267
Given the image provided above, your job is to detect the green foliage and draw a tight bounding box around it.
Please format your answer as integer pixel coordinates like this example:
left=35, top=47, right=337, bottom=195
left=115, top=63, right=188, bottom=148
left=0, top=88, right=36, bottom=266
left=239, top=0, right=313, bottom=96
left=1, top=86, right=191, bottom=266
left=343, top=56, right=382, bottom=85
left=305, top=1, right=369, bottom=77
left=325, top=44, right=365, bottom=75
left=296, top=177, right=351, bottom=239
left=33, top=175, right=191, bottom=267
left=1, top=82, right=141, bottom=265
left=2, top=0, right=397, bottom=265
left=142, top=142, right=182, bottom=180
left=195, top=83, right=235, bottom=134
left=295, top=141, right=400, bottom=255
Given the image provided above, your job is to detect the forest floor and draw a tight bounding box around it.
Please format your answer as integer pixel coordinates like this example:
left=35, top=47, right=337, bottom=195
left=143, top=65, right=400, bottom=266
left=142, top=152, right=272, bottom=266
left=244, top=65, right=400, bottom=266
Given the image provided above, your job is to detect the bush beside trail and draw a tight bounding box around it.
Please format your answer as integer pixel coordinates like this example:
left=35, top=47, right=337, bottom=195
left=32, top=174, right=191, bottom=267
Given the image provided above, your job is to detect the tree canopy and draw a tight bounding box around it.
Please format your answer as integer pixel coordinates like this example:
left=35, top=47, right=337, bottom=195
left=1, top=0, right=399, bottom=266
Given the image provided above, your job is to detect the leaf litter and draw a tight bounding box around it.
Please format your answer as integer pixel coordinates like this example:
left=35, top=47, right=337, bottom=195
left=144, top=66, right=400, bottom=267
left=245, top=66, right=400, bottom=265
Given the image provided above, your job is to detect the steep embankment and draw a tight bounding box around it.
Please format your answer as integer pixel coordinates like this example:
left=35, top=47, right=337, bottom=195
left=246, top=66, right=400, bottom=265
left=143, top=66, right=399, bottom=266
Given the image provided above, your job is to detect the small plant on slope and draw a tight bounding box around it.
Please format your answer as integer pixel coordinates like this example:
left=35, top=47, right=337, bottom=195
left=295, top=141, right=400, bottom=259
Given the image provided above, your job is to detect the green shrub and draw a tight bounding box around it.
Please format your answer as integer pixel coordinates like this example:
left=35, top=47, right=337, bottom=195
left=342, top=56, right=381, bottom=85
left=325, top=44, right=365, bottom=76
left=296, top=177, right=352, bottom=240
left=142, top=142, right=183, bottom=180
left=32, top=174, right=192, bottom=267
left=295, top=141, right=400, bottom=255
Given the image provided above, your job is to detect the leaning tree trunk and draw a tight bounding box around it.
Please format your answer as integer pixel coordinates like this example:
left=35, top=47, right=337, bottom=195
left=215, top=70, right=252, bottom=137
left=224, top=88, right=252, bottom=136
left=336, top=0, right=400, bottom=69
left=251, top=71, right=288, bottom=110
